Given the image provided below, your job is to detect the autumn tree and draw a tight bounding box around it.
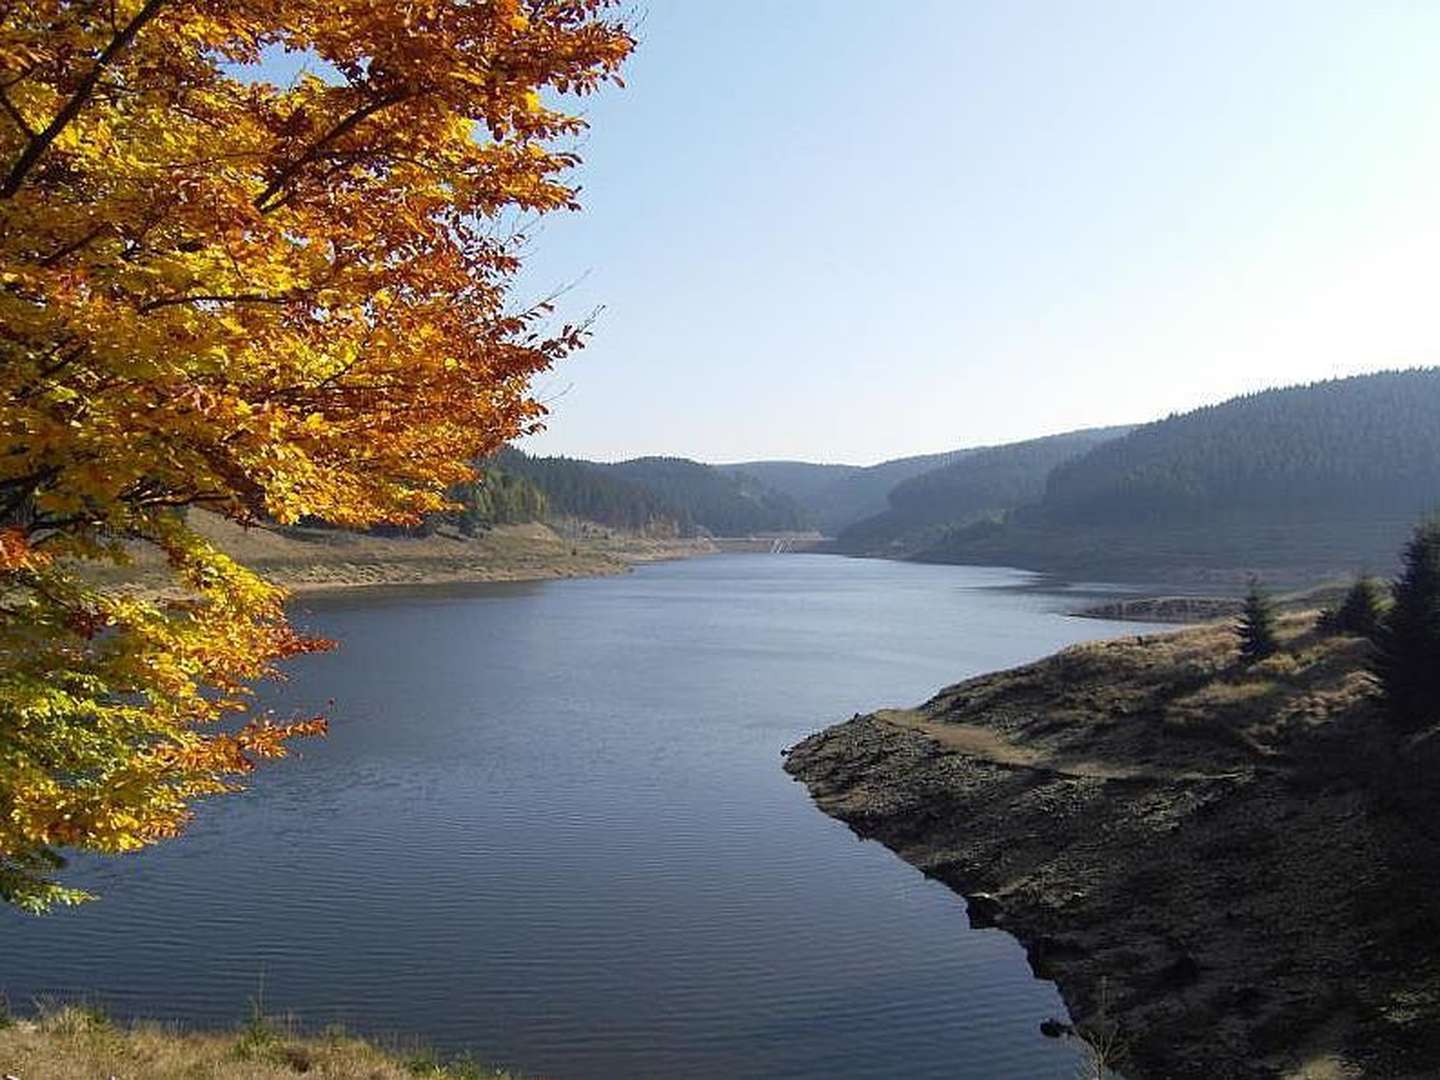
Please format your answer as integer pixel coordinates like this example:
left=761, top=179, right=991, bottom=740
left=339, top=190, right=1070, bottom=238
left=0, top=0, right=632, bottom=910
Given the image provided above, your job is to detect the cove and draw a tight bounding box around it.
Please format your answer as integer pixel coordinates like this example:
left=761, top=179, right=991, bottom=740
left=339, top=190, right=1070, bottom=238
left=1, top=554, right=1160, bottom=1079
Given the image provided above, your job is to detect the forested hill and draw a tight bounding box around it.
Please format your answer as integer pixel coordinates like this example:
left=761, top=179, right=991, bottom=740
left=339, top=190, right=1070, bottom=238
left=832, top=427, right=1131, bottom=555
left=491, top=448, right=682, bottom=534
left=1039, top=370, right=1440, bottom=523
left=920, top=369, right=1440, bottom=582
left=601, top=457, right=812, bottom=535
left=723, top=450, right=970, bottom=536
left=492, top=449, right=812, bottom=536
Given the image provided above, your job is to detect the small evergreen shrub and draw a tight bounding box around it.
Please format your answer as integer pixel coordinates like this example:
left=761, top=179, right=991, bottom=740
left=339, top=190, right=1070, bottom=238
left=1325, top=576, right=1388, bottom=640
left=1237, top=579, right=1279, bottom=661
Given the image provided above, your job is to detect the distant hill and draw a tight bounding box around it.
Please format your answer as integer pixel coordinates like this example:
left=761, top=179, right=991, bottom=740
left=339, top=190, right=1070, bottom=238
left=493, top=448, right=686, bottom=534
left=919, top=369, right=1440, bottom=582
left=495, top=450, right=811, bottom=537
left=601, top=457, right=812, bottom=535
left=723, top=450, right=970, bottom=536
left=832, top=427, right=1132, bottom=555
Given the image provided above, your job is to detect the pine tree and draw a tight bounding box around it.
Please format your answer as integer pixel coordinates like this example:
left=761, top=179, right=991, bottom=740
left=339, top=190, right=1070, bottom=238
left=1371, top=521, right=1440, bottom=731
left=1238, top=579, right=1279, bottom=660
left=1329, top=575, right=1388, bottom=640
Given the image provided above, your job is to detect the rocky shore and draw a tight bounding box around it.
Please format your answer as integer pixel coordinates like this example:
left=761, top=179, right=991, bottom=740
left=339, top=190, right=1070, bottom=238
left=1071, top=595, right=1244, bottom=623
left=784, top=617, right=1440, bottom=1079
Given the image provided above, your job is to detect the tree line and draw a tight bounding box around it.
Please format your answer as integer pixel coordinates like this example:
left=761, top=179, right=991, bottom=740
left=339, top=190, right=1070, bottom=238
left=1241, top=519, right=1440, bottom=732
left=1041, top=370, right=1440, bottom=527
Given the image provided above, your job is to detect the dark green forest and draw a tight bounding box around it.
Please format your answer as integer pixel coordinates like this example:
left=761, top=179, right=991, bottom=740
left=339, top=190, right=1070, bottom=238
left=490, top=448, right=684, bottom=534
left=833, top=427, right=1131, bottom=555
left=1038, top=370, right=1440, bottom=525
left=601, top=457, right=812, bottom=535
left=488, top=450, right=813, bottom=536
left=919, top=369, right=1440, bottom=581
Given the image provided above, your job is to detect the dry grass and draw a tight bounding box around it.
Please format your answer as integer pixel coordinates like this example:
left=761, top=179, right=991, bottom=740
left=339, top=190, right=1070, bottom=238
left=915, top=610, right=1383, bottom=779
left=0, top=1006, right=516, bottom=1080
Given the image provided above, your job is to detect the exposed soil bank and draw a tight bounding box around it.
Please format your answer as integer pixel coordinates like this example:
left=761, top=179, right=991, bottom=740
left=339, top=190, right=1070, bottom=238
left=784, top=618, right=1440, bottom=1080
left=105, top=512, right=718, bottom=594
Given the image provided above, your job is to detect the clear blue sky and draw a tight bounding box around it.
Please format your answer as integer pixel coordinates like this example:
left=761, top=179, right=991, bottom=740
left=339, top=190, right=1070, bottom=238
left=505, top=2, right=1440, bottom=465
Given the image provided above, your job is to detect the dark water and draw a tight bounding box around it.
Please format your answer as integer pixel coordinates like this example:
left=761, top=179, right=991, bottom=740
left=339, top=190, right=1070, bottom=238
left=1, top=555, right=1158, bottom=1079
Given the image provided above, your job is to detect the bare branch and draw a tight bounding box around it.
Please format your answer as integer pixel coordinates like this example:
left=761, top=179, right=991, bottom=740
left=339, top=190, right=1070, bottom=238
left=137, top=291, right=296, bottom=314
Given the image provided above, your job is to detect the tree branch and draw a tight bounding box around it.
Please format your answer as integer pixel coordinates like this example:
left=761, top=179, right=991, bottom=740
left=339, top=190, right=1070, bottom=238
left=0, top=87, right=34, bottom=138
left=0, top=0, right=169, bottom=199
left=253, top=89, right=414, bottom=213
left=136, top=291, right=296, bottom=314
left=40, top=223, right=109, bottom=267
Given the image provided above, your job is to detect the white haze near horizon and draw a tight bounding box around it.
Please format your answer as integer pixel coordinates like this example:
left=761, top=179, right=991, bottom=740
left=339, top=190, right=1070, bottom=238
left=509, top=0, right=1440, bottom=467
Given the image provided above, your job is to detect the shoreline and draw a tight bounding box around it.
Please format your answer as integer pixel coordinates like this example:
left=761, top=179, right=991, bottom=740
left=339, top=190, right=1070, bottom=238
left=270, top=532, right=720, bottom=595
left=783, top=617, right=1440, bottom=1079
left=106, top=513, right=721, bottom=595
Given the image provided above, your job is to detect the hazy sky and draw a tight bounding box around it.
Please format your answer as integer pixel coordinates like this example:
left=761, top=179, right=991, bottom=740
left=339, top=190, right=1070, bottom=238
left=508, top=1, right=1440, bottom=465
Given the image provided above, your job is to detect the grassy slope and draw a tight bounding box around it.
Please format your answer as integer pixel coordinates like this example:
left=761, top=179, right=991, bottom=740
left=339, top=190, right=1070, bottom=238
left=785, top=614, right=1440, bottom=1079
left=0, top=1007, right=514, bottom=1080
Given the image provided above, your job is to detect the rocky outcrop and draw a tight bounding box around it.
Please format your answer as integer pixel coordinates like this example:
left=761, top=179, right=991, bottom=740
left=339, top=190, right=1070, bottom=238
left=785, top=620, right=1440, bottom=1079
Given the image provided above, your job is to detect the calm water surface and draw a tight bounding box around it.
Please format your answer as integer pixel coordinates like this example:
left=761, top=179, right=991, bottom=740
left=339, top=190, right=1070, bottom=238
left=2, top=555, right=1159, bottom=1079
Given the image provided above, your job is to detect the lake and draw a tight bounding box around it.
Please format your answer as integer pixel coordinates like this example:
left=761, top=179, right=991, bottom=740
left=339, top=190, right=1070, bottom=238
left=1, top=554, right=1160, bottom=1079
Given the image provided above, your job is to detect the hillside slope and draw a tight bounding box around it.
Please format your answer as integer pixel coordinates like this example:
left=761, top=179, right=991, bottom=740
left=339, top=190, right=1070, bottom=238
left=833, top=426, right=1131, bottom=555
left=498, top=450, right=812, bottom=537
left=726, top=451, right=970, bottom=535
left=786, top=615, right=1440, bottom=1080
left=921, top=370, right=1440, bottom=583
left=602, top=456, right=812, bottom=535
left=494, top=448, right=685, bottom=534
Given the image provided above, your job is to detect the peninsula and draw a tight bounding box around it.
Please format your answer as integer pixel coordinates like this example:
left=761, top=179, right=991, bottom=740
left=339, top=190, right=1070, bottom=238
left=785, top=613, right=1440, bottom=1079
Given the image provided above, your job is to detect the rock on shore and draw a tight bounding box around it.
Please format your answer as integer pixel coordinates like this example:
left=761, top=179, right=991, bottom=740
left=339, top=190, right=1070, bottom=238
left=784, top=618, right=1440, bottom=1079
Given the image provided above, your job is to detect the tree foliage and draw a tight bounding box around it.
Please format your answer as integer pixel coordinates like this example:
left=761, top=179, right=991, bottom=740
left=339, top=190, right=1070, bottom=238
left=1371, top=521, right=1440, bottom=732
left=1321, top=576, right=1388, bottom=640
left=1237, top=580, right=1279, bottom=661
left=0, top=0, right=631, bottom=910
left=449, top=467, right=548, bottom=536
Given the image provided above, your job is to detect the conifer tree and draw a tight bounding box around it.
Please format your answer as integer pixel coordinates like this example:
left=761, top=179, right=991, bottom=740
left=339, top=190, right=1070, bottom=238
left=1238, top=579, right=1279, bottom=660
left=1330, top=575, right=1388, bottom=640
left=1371, top=521, right=1440, bottom=731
